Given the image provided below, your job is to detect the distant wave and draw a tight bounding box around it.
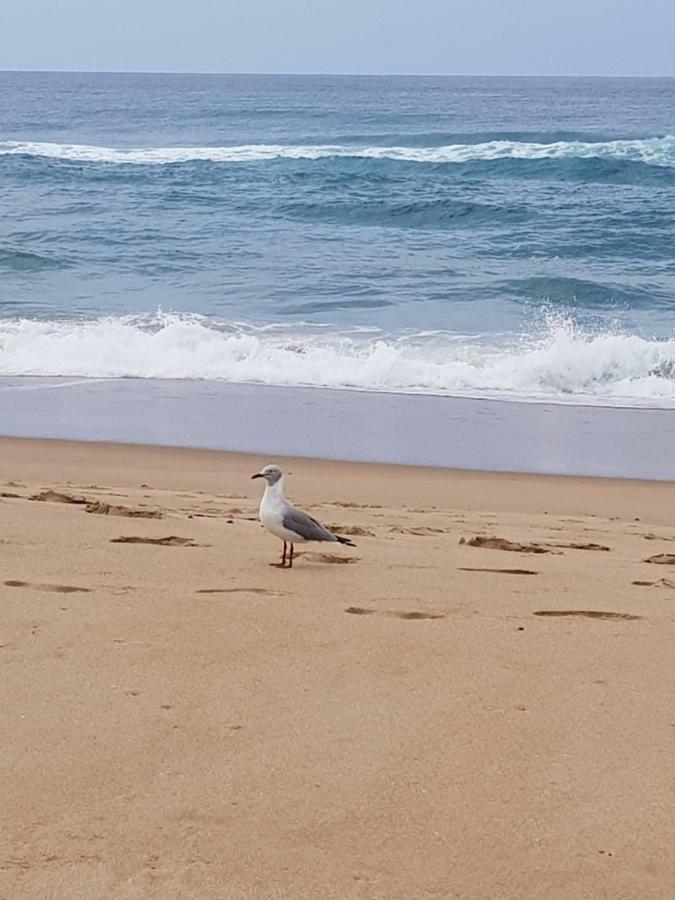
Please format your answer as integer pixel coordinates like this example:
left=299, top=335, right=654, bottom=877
left=281, top=197, right=529, bottom=229
left=0, top=313, right=673, bottom=407
left=0, top=248, right=67, bottom=272
left=2, top=136, right=675, bottom=166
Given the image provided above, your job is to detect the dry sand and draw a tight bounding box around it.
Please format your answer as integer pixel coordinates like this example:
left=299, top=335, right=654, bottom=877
left=1, top=436, right=674, bottom=899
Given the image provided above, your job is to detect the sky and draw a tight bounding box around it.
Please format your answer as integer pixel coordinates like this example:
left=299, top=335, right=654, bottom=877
left=1, top=0, right=673, bottom=76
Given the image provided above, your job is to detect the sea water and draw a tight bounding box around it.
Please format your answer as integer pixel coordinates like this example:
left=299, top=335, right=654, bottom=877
left=1, top=72, right=674, bottom=408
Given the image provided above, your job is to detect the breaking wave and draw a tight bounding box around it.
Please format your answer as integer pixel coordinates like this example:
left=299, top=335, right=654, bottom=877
left=0, top=312, right=673, bottom=407
left=2, top=136, right=675, bottom=167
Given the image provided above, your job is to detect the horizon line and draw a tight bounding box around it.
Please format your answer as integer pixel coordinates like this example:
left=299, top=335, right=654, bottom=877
left=1, top=68, right=674, bottom=79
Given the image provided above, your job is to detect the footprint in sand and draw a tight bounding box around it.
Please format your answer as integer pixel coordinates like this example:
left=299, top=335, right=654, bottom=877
left=458, top=567, right=538, bottom=575
left=644, top=554, right=675, bottom=565
left=28, top=490, right=163, bottom=519
left=632, top=578, right=675, bottom=589
left=298, top=552, right=359, bottom=564
left=390, top=611, right=446, bottom=620
left=554, top=541, right=610, bottom=551
left=4, top=580, right=90, bottom=594
left=326, top=525, right=376, bottom=537
left=29, top=490, right=87, bottom=504
left=389, top=525, right=448, bottom=536
left=345, top=606, right=445, bottom=620
left=460, top=535, right=610, bottom=553
left=461, top=536, right=555, bottom=554
left=111, top=536, right=202, bottom=546
left=330, top=501, right=383, bottom=510
left=534, top=610, right=641, bottom=621
left=185, top=506, right=250, bottom=518
left=196, top=588, right=288, bottom=596
left=85, top=502, right=162, bottom=519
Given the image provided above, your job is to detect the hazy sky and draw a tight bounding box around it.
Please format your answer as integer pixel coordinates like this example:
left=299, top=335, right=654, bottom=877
left=1, top=0, right=673, bottom=76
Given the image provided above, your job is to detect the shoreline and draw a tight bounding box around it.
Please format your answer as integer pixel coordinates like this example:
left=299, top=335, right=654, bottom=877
left=0, top=377, right=673, bottom=480
left=2, top=435, right=675, bottom=522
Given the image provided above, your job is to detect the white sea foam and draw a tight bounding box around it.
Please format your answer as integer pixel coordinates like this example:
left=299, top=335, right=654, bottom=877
left=1, top=136, right=675, bottom=166
left=0, top=313, right=673, bottom=407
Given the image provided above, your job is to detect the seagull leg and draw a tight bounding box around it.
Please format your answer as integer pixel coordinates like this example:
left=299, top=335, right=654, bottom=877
left=289, top=543, right=294, bottom=568
left=270, top=541, right=288, bottom=569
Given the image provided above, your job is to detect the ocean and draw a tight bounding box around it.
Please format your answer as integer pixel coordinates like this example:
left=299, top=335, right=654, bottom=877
left=1, top=72, right=674, bottom=411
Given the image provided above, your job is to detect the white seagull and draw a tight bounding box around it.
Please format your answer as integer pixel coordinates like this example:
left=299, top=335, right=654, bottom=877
left=251, top=464, right=355, bottom=568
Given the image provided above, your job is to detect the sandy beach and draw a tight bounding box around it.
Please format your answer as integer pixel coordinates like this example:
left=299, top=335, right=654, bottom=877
left=2, top=435, right=674, bottom=899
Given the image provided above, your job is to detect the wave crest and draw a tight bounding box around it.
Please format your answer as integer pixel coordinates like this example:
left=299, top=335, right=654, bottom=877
left=2, top=136, right=675, bottom=167
left=0, top=313, right=673, bottom=407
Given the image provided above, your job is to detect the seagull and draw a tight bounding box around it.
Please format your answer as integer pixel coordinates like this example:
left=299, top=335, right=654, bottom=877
left=251, top=464, right=355, bottom=568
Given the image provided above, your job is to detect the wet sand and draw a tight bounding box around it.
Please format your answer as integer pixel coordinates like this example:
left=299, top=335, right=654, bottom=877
left=1, top=437, right=674, bottom=898
left=0, top=377, right=674, bottom=478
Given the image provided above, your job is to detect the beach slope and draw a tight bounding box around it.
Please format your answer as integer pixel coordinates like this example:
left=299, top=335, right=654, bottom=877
left=1, top=437, right=674, bottom=899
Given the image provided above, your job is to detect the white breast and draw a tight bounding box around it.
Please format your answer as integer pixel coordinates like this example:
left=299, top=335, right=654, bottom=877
left=259, top=481, right=306, bottom=542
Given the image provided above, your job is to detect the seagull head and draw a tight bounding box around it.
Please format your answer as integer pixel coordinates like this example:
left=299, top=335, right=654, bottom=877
left=251, top=464, right=284, bottom=485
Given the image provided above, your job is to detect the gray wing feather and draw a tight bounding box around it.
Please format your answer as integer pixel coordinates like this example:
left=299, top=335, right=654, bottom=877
left=282, top=506, right=337, bottom=542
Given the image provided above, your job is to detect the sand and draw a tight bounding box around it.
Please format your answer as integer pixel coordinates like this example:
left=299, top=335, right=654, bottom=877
left=1, top=436, right=674, bottom=899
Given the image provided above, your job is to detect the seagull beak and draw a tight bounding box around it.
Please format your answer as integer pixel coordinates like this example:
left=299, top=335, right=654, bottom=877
left=251, top=473, right=264, bottom=480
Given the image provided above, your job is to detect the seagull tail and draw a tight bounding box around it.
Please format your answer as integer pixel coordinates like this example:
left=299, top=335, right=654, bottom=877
left=335, top=535, right=356, bottom=547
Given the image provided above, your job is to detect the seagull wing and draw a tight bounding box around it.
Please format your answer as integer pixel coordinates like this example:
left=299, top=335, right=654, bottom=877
left=282, top=506, right=337, bottom=543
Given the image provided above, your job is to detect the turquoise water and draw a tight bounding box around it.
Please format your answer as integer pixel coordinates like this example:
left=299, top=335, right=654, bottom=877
left=1, top=72, right=674, bottom=406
